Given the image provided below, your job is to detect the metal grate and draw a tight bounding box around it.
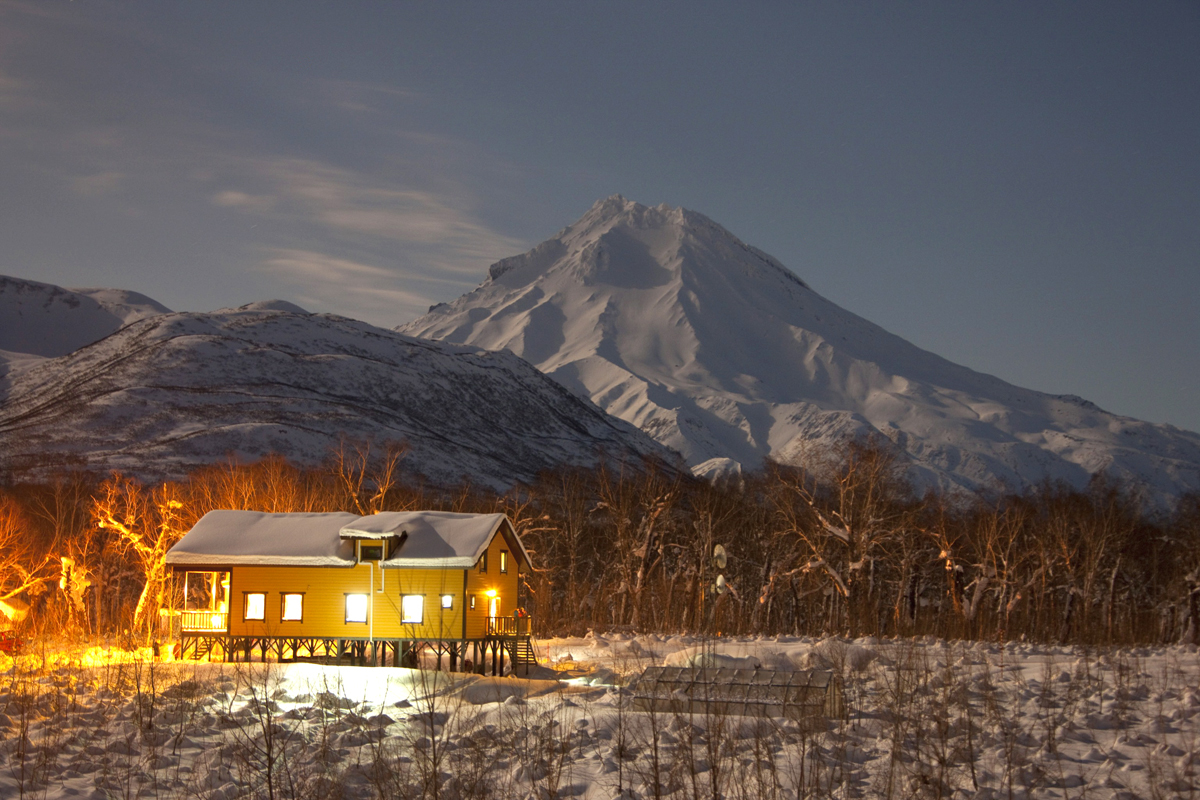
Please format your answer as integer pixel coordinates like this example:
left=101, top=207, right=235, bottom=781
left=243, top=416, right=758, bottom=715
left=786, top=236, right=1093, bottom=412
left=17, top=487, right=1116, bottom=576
left=628, top=667, right=842, bottom=719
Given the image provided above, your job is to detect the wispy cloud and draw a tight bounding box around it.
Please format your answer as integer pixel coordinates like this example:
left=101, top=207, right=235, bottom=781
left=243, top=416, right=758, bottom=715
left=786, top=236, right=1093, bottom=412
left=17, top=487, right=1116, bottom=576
left=262, top=248, right=449, bottom=322
left=243, top=158, right=524, bottom=263
left=0, top=6, right=527, bottom=327
left=315, top=79, right=421, bottom=114
left=212, top=189, right=276, bottom=214
left=71, top=170, right=124, bottom=196
left=265, top=248, right=399, bottom=283
left=208, top=156, right=526, bottom=317
left=0, top=69, right=26, bottom=101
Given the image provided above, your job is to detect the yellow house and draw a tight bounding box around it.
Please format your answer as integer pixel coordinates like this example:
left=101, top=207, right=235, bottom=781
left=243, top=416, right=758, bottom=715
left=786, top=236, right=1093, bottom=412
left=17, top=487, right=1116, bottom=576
left=165, top=509, right=534, bottom=672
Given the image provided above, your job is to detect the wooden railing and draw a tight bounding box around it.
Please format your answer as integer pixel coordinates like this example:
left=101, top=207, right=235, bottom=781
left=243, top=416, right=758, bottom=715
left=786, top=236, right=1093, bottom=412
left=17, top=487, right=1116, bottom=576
left=486, top=616, right=532, bottom=637
left=181, top=610, right=228, bottom=632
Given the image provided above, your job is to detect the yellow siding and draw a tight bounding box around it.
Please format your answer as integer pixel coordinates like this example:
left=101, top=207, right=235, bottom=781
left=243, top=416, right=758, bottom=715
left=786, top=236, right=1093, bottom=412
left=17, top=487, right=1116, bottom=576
left=229, top=563, right=467, bottom=640
left=463, top=524, right=523, bottom=639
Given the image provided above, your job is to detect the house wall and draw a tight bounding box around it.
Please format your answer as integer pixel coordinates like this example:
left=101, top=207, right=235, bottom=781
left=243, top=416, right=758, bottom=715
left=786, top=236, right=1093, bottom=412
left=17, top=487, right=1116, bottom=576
left=463, top=524, right=524, bottom=639
left=227, top=563, right=466, bottom=641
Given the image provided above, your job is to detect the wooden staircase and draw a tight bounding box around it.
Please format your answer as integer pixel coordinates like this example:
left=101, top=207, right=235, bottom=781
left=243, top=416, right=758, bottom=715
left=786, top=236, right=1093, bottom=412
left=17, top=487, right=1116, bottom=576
left=485, top=616, right=538, bottom=674
left=512, top=636, right=538, bottom=668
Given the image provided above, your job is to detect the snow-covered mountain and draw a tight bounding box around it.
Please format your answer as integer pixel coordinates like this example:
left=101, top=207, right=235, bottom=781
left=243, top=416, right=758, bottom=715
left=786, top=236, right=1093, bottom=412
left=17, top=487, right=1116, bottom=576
left=0, top=274, right=173, bottom=396
left=0, top=274, right=171, bottom=358
left=0, top=303, right=671, bottom=487
left=401, top=195, right=1200, bottom=505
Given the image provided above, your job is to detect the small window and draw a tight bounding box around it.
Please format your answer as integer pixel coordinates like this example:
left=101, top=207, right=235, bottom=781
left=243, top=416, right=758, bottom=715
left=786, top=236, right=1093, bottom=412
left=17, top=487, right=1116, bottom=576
left=281, top=593, right=304, bottom=622
left=478, top=551, right=488, bottom=573
left=401, top=595, right=424, bottom=624
left=500, top=550, right=508, bottom=574
left=345, top=594, right=368, bottom=623
left=360, top=542, right=383, bottom=561
left=244, top=592, right=266, bottom=621
left=441, top=594, right=454, bottom=609
left=469, top=594, right=476, bottom=610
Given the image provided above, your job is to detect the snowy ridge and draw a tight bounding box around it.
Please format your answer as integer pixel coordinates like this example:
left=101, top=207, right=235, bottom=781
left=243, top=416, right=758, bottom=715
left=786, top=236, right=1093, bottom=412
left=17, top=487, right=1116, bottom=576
left=0, top=304, right=671, bottom=487
left=0, top=274, right=171, bottom=359
left=401, top=195, right=1200, bottom=506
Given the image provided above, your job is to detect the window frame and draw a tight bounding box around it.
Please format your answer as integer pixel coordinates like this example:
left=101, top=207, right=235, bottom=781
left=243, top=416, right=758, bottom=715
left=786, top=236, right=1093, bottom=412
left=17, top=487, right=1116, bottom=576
left=440, top=594, right=454, bottom=609
left=478, top=551, right=488, bottom=573
left=243, top=591, right=266, bottom=621
left=500, top=549, right=508, bottom=574
left=345, top=593, right=369, bottom=624
left=280, top=592, right=304, bottom=622
left=359, top=541, right=383, bottom=562
left=401, top=594, right=425, bottom=624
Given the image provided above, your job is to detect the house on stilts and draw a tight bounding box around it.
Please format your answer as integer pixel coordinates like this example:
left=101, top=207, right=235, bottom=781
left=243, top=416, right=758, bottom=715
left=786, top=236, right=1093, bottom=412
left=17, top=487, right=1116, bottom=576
left=163, top=510, right=536, bottom=674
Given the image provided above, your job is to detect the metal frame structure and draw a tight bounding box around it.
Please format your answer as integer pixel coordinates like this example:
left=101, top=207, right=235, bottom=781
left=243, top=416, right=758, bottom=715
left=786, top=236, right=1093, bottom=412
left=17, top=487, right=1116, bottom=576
left=628, top=667, right=844, bottom=719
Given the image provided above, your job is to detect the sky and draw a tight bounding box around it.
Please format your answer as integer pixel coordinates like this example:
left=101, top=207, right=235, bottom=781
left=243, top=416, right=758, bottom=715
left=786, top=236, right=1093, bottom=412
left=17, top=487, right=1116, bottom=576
left=1, top=1, right=1197, bottom=433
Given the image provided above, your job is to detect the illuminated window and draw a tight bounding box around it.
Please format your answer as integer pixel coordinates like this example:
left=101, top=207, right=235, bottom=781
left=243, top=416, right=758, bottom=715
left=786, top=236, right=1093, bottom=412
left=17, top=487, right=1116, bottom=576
left=401, top=595, right=424, bottom=624
left=244, top=592, right=265, bottom=621
left=500, top=550, right=508, bottom=574
left=281, top=593, right=303, bottom=621
left=345, top=594, right=368, bottom=624
left=478, top=551, right=488, bottom=573
left=441, top=594, right=454, bottom=609
left=469, top=595, right=476, bottom=610
left=185, top=571, right=229, bottom=612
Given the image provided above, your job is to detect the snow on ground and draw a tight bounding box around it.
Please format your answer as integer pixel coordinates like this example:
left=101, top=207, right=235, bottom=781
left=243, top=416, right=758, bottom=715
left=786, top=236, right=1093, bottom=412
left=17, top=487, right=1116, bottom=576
left=2, top=634, right=1198, bottom=799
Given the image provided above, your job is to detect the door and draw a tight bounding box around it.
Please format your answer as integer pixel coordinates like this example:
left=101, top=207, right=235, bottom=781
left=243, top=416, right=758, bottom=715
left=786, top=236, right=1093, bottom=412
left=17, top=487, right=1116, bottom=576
left=488, top=596, right=500, bottom=619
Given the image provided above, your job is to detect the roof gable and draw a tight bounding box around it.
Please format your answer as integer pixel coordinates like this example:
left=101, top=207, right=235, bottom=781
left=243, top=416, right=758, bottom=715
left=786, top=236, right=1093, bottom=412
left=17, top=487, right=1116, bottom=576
left=341, top=511, right=507, bottom=568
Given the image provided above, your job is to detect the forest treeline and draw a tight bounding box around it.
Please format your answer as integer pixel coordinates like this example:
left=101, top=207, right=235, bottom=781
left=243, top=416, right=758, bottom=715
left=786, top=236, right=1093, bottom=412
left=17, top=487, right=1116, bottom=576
left=2, top=440, right=1199, bottom=647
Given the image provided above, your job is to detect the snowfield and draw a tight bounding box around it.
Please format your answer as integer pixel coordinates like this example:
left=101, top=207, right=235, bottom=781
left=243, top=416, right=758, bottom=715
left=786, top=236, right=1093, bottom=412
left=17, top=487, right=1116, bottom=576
left=3, top=634, right=1198, bottom=800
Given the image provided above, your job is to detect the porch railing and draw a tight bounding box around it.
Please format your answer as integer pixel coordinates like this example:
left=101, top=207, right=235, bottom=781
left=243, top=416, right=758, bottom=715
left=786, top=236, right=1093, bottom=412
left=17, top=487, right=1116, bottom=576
left=486, top=616, right=532, bottom=637
left=181, top=610, right=228, bottom=632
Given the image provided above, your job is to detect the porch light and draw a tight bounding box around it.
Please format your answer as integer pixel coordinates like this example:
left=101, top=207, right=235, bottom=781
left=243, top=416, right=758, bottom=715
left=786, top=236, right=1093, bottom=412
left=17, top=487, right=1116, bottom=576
left=485, top=589, right=497, bottom=598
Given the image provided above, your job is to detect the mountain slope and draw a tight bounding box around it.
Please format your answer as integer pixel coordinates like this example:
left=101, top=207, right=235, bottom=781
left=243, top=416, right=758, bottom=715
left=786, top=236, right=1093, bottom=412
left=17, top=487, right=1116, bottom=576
left=401, top=195, right=1200, bottom=505
left=0, top=275, right=171, bottom=358
left=0, top=304, right=671, bottom=487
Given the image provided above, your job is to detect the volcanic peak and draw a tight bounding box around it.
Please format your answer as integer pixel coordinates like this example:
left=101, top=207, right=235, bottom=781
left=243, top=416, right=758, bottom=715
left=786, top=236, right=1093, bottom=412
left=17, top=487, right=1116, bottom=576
left=401, top=196, right=1200, bottom=508
left=485, top=195, right=808, bottom=294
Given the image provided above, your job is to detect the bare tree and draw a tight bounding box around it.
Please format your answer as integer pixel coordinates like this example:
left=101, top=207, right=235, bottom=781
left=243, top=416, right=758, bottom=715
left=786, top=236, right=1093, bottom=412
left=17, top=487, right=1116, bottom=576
left=92, top=476, right=188, bottom=644
left=330, top=438, right=409, bottom=515
left=768, top=440, right=914, bottom=636
left=0, top=495, right=56, bottom=622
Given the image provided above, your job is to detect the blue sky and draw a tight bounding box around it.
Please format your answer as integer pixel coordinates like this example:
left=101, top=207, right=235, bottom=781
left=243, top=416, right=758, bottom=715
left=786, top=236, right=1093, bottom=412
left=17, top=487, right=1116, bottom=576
left=1, top=1, right=1197, bottom=432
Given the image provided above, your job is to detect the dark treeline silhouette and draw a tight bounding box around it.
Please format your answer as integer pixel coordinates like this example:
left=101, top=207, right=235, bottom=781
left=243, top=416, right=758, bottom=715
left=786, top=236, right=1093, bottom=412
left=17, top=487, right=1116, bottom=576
left=3, top=440, right=1199, bottom=647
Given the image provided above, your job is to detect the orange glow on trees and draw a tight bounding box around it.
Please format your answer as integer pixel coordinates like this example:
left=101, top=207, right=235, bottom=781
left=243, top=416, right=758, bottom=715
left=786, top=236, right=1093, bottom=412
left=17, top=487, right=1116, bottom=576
left=0, top=496, right=55, bottom=624
left=92, top=476, right=188, bottom=644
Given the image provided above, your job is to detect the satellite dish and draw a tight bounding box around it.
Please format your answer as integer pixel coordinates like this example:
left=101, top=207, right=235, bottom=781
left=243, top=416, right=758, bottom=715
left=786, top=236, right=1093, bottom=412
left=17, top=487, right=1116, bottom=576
left=713, top=544, right=727, bottom=570
left=713, top=574, right=727, bottom=595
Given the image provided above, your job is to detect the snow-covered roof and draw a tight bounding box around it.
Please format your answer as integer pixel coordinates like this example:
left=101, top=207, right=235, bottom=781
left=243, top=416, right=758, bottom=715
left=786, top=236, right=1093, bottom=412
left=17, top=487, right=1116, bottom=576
left=167, top=509, right=528, bottom=570
left=166, top=511, right=360, bottom=567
